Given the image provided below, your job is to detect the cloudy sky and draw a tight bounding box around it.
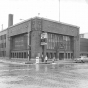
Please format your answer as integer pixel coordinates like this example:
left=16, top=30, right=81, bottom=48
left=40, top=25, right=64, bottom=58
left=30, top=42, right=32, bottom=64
left=0, top=0, right=88, bottom=33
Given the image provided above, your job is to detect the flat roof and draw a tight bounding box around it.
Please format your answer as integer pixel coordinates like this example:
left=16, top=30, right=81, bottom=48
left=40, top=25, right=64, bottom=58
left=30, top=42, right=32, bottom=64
left=37, top=17, right=79, bottom=29
left=0, top=16, right=80, bottom=33
left=8, top=16, right=80, bottom=29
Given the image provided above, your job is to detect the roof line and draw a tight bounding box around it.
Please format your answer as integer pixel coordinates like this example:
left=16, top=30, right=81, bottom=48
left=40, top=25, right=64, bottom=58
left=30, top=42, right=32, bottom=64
left=36, top=16, right=80, bottom=28
left=0, top=28, right=7, bottom=32
left=2, top=16, right=80, bottom=30
left=80, top=32, right=88, bottom=34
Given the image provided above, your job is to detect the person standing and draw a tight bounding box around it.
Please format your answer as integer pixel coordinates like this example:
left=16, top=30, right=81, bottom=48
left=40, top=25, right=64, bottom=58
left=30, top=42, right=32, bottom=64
left=45, top=55, right=48, bottom=63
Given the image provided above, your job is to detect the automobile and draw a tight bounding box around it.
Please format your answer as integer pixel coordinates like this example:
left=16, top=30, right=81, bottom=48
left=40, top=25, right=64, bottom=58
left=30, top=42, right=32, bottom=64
left=74, top=56, right=88, bottom=63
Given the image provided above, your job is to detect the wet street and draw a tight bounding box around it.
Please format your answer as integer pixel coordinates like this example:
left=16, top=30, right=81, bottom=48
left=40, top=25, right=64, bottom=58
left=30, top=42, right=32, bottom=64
left=0, top=62, right=88, bottom=88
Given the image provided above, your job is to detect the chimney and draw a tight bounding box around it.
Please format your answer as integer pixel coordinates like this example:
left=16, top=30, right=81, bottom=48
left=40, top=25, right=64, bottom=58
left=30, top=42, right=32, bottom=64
left=8, top=14, right=13, bottom=27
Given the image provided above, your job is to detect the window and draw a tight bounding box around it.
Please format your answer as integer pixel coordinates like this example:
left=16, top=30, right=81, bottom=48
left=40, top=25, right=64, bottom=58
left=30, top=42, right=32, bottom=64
left=1, top=43, right=2, bottom=48
left=24, top=52, right=27, bottom=58
left=11, top=53, right=12, bottom=58
left=15, top=53, right=16, bottom=58
left=59, top=35, right=63, bottom=42
left=17, top=53, right=18, bottom=58
left=47, top=33, right=50, bottom=49
left=4, top=34, right=6, bottom=39
left=1, top=35, right=2, bottom=40
left=5, top=42, right=6, bottom=48
left=22, top=52, right=23, bottom=58
left=13, top=53, right=14, bottom=58
left=19, top=53, right=21, bottom=58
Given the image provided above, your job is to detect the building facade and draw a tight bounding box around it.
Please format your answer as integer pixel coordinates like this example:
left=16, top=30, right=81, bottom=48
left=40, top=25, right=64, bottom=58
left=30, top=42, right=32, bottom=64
left=0, top=15, right=80, bottom=60
left=80, top=33, right=88, bottom=57
left=80, top=38, right=88, bottom=57
left=80, top=33, right=88, bottom=39
left=0, top=30, right=7, bottom=57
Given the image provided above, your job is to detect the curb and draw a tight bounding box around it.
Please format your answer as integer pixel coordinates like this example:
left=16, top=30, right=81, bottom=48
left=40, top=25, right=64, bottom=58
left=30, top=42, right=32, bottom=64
left=0, top=60, right=26, bottom=65
left=0, top=59, right=76, bottom=65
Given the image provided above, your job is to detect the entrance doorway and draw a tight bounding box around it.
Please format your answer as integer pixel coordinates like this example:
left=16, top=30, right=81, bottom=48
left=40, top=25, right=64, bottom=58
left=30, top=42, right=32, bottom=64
left=68, top=53, right=70, bottom=59
left=59, top=53, right=64, bottom=60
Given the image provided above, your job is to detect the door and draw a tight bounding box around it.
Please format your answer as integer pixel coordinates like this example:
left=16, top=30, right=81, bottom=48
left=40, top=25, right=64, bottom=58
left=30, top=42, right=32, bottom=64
left=59, top=53, right=64, bottom=60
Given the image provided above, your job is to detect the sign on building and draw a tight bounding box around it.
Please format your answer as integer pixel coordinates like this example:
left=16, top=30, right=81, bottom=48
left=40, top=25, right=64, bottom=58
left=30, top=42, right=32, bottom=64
left=41, top=33, right=47, bottom=39
left=41, top=33, right=47, bottom=45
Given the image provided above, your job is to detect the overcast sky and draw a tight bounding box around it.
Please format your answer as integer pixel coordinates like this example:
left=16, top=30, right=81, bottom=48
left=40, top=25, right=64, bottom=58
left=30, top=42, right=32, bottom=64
left=0, top=0, right=88, bottom=33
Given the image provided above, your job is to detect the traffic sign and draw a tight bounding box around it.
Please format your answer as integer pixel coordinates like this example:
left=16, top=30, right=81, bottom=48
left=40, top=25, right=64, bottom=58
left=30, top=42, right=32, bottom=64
left=41, top=33, right=47, bottom=39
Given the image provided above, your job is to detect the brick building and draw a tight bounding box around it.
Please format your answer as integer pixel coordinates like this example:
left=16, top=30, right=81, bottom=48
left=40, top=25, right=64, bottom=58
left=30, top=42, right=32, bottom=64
left=0, top=14, right=80, bottom=60
left=80, top=38, right=88, bottom=56
left=80, top=33, right=88, bottom=57
left=0, top=30, right=7, bottom=57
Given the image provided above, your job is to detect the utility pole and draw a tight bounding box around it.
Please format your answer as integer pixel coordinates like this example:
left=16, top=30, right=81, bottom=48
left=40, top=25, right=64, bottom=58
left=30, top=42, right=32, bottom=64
left=59, top=0, right=60, bottom=22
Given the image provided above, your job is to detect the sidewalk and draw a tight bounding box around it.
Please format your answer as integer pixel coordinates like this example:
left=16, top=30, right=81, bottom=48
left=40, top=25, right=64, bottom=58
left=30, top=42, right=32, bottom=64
left=0, top=57, right=75, bottom=65
left=0, top=57, right=27, bottom=65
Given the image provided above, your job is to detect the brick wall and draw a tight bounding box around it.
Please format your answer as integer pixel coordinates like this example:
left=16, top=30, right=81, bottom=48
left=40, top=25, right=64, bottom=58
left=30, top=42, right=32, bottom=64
left=42, top=19, right=79, bottom=36
left=80, top=38, right=88, bottom=52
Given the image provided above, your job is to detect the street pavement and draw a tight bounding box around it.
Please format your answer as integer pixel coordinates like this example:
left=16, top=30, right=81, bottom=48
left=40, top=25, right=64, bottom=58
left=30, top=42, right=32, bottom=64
left=0, top=58, right=88, bottom=88
left=0, top=57, right=75, bottom=65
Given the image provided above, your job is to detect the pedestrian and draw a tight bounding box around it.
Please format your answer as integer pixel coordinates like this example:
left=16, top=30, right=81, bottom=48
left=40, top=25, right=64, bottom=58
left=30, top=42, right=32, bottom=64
left=52, top=56, right=55, bottom=63
left=45, top=55, right=48, bottom=63
left=41, top=54, right=44, bottom=62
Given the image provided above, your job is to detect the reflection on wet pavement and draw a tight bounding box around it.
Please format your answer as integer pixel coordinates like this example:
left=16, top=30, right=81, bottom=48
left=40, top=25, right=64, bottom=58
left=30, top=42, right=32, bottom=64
left=0, top=63, right=88, bottom=88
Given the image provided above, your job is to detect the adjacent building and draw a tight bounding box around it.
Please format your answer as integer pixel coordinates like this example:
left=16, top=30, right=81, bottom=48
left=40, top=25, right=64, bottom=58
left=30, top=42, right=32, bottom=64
left=0, top=14, right=80, bottom=60
left=80, top=33, right=88, bottom=39
left=0, top=29, right=7, bottom=57
left=80, top=33, right=88, bottom=57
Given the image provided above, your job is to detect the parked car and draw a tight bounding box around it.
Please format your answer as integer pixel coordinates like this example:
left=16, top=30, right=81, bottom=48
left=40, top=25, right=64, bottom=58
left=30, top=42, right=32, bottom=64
left=74, top=56, right=88, bottom=63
